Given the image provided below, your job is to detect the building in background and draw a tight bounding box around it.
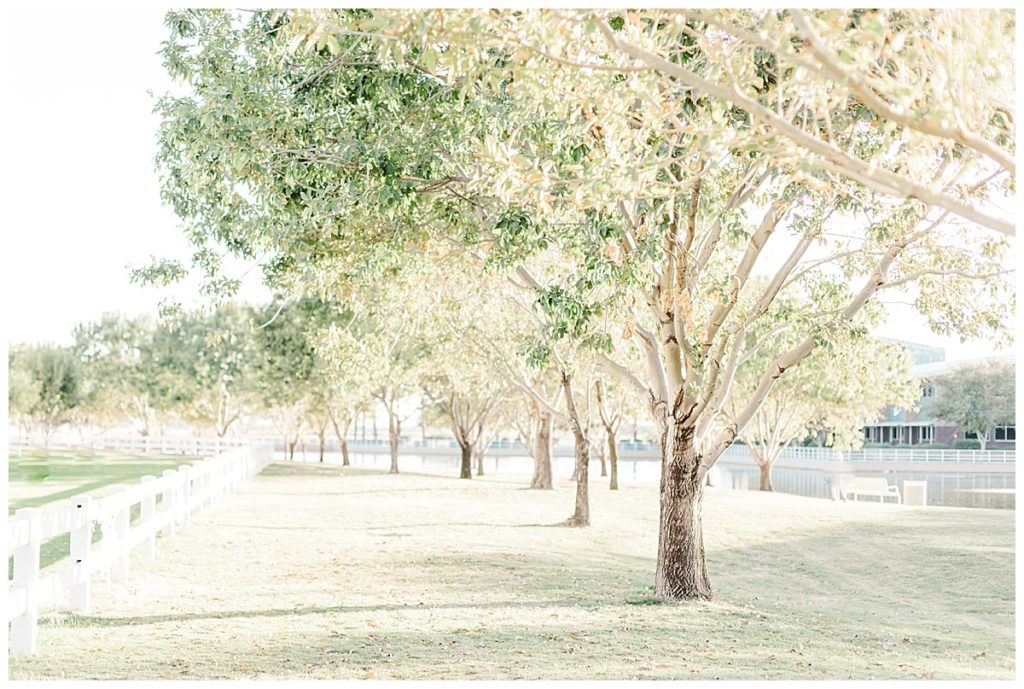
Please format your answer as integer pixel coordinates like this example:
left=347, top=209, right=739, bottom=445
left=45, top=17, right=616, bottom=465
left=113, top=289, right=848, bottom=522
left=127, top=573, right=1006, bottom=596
left=861, top=340, right=1015, bottom=449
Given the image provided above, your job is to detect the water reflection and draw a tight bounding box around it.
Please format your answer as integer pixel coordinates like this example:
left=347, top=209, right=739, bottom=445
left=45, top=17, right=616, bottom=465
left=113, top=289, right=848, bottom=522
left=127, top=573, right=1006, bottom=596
left=275, top=451, right=1015, bottom=510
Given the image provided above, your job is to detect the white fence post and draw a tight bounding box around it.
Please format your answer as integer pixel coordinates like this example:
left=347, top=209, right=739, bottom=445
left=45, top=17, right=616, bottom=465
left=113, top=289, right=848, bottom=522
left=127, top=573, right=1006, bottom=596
left=161, top=469, right=177, bottom=537
left=112, top=487, right=130, bottom=584
left=182, top=465, right=193, bottom=522
left=11, top=508, right=42, bottom=655
left=140, top=476, right=157, bottom=560
left=69, top=495, right=93, bottom=613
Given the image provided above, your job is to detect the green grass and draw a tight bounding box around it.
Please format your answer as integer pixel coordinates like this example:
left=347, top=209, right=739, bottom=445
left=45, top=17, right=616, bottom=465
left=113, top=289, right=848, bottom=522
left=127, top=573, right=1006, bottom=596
left=8, top=463, right=1014, bottom=680
left=8, top=447, right=193, bottom=575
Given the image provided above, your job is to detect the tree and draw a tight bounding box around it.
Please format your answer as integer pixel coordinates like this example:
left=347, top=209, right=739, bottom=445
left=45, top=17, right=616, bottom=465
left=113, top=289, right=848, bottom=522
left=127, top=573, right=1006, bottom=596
left=73, top=313, right=185, bottom=436
left=166, top=303, right=256, bottom=437
left=725, top=330, right=917, bottom=490
left=8, top=350, right=41, bottom=440
left=154, top=9, right=1014, bottom=599
left=9, top=344, right=82, bottom=444
left=594, top=379, right=624, bottom=490
left=931, top=361, right=1015, bottom=450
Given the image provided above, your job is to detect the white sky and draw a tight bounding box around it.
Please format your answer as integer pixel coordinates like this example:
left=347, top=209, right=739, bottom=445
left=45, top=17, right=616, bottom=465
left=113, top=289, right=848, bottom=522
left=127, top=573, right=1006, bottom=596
left=0, top=5, right=1015, bottom=364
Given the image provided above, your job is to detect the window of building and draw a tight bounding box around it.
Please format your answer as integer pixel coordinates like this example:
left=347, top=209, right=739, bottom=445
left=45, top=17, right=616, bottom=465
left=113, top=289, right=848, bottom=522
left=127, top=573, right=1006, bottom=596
left=921, top=383, right=935, bottom=398
left=921, top=426, right=934, bottom=443
left=965, top=430, right=979, bottom=440
left=994, top=425, right=1016, bottom=441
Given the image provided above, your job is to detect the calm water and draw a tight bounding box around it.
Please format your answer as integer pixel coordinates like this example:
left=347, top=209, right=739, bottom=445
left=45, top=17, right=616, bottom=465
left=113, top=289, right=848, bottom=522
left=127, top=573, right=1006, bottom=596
left=275, top=450, right=1015, bottom=510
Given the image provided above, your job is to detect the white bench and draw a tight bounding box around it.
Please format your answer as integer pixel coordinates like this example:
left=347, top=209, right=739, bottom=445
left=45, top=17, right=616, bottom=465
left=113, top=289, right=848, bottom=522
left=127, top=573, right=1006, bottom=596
left=843, top=477, right=901, bottom=504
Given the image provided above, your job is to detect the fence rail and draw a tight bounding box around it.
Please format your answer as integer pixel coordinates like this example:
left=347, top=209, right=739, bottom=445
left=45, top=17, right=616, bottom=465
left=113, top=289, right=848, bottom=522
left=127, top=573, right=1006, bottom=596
left=11, top=435, right=246, bottom=457
left=7, top=440, right=273, bottom=656
left=719, top=444, right=1016, bottom=464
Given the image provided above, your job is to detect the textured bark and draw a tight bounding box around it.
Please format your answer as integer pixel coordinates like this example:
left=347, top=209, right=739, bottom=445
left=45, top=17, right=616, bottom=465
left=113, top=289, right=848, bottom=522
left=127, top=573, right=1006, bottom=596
left=597, top=443, right=607, bottom=477
left=341, top=439, right=350, bottom=466
left=564, top=429, right=590, bottom=526
left=459, top=442, right=473, bottom=479
left=318, top=427, right=326, bottom=463
left=530, top=411, right=554, bottom=489
left=759, top=462, right=775, bottom=491
left=562, top=373, right=590, bottom=527
left=654, top=422, right=713, bottom=600
left=607, top=430, right=619, bottom=491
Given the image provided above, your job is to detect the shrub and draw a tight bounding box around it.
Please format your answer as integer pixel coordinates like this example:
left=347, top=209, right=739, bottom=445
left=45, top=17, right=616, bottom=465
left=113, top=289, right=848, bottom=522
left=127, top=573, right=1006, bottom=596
left=953, top=439, right=982, bottom=450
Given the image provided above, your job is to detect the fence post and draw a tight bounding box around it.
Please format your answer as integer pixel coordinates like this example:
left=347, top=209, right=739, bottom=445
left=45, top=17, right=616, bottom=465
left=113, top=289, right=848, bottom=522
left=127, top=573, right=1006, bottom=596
left=69, top=495, right=93, bottom=612
left=161, top=469, right=177, bottom=536
left=112, top=487, right=130, bottom=583
left=183, top=465, right=194, bottom=521
left=11, top=508, right=42, bottom=655
left=140, top=476, right=157, bottom=560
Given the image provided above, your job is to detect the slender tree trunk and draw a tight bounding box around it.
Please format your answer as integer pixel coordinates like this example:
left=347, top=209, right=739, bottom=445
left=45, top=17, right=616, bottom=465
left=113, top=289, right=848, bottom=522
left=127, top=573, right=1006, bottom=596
left=749, top=445, right=775, bottom=492
left=474, top=446, right=485, bottom=476
left=564, top=427, right=590, bottom=526
left=459, top=442, right=473, bottom=479
left=288, top=440, right=296, bottom=461
left=654, top=421, right=713, bottom=601
left=318, top=426, right=326, bottom=463
left=388, top=411, right=400, bottom=474
left=562, top=373, right=590, bottom=527
left=607, top=428, right=619, bottom=491
left=530, top=411, right=553, bottom=489
left=597, top=442, right=607, bottom=477
left=758, top=462, right=774, bottom=491
left=330, top=410, right=352, bottom=467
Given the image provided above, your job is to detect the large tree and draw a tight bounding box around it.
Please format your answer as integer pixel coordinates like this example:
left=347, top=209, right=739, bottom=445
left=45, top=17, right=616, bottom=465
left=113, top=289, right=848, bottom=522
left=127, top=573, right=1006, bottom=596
left=154, top=9, right=1014, bottom=600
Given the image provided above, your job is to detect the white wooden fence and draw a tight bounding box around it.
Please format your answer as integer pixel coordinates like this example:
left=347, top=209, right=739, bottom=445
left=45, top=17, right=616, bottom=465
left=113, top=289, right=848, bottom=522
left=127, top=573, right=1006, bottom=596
left=7, top=441, right=273, bottom=656
left=718, top=444, right=1016, bottom=464
left=10, top=435, right=245, bottom=457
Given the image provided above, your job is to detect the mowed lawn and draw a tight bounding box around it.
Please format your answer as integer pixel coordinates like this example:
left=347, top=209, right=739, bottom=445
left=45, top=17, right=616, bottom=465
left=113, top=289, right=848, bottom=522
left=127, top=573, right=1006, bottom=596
left=8, top=462, right=1014, bottom=680
left=8, top=447, right=193, bottom=514
left=8, top=447, right=196, bottom=574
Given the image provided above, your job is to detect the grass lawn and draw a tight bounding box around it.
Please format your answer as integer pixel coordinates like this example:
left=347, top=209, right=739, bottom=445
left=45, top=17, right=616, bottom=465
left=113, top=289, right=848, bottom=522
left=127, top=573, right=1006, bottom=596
left=8, top=462, right=1014, bottom=680
left=8, top=447, right=195, bottom=574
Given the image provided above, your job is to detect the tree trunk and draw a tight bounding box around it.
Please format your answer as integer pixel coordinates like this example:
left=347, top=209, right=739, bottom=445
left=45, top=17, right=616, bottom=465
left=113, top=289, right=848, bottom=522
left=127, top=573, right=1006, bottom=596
left=564, top=427, right=590, bottom=526
left=318, top=427, right=326, bottom=463
left=530, top=410, right=553, bottom=489
left=654, top=422, right=713, bottom=601
left=388, top=412, right=400, bottom=474
left=607, top=428, right=619, bottom=491
left=597, top=442, right=607, bottom=477
left=474, top=446, right=485, bottom=476
left=288, top=440, right=296, bottom=461
left=330, top=410, right=352, bottom=467
left=758, top=462, right=774, bottom=492
left=459, top=442, right=473, bottom=479
left=749, top=445, right=774, bottom=492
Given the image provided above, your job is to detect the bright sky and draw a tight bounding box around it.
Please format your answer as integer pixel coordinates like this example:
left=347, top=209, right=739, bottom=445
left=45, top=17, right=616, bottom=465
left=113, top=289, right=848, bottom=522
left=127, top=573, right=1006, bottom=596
left=0, top=5, right=1014, bottom=364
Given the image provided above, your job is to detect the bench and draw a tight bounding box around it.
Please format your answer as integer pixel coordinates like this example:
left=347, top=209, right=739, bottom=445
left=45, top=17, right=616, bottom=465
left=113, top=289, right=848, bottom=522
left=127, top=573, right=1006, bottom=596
left=843, top=477, right=902, bottom=504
